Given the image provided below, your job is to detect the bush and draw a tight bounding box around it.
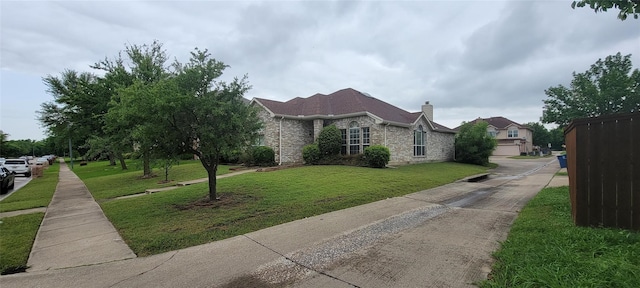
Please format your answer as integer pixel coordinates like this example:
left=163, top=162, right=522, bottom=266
left=318, top=125, right=342, bottom=157
left=252, top=146, right=275, bottom=166
left=302, top=144, right=320, bottom=165
left=363, top=145, right=390, bottom=168
left=219, top=149, right=240, bottom=164
left=455, top=121, right=497, bottom=166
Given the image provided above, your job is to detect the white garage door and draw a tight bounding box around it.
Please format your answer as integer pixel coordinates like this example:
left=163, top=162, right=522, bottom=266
left=493, top=145, right=520, bottom=156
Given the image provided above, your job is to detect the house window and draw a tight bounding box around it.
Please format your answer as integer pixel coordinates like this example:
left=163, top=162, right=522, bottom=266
left=362, top=127, right=370, bottom=150
left=349, top=121, right=360, bottom=154
left=487, top=128, right=497, bottom=138
left=414, top=125, right=425, bottom=156
left=507, top=127, right=519, bottom=138
left=340, top=129, right=347, bottom=155
left=254, top=135, right=265, bottom=146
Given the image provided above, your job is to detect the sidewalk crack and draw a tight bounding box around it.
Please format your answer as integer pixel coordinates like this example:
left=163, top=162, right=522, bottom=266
left=243, top=235, right=361, bottom=288
left=108, top=251, right=178, bottom=287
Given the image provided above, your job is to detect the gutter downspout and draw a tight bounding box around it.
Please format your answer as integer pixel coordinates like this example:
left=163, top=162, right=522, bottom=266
left=279, top=116, right=284, bottom=165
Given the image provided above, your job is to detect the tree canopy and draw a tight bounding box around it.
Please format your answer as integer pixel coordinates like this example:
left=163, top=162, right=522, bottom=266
left=542, top=52, right=640, bottom=127
left=572, top=0, right=639, bottom=20
left=37, top=41, right=261, bottom=201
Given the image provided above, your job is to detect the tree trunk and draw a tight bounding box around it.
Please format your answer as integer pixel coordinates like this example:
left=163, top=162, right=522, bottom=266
left=108, top=152, right=116, bottom=166
left=143, top=151, right=152, bottom=177
left=207, top=164, right=218, bottom=201
left=118, top=153, right=128, bottom=170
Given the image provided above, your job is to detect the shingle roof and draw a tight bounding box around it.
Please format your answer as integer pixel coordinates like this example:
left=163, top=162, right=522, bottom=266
left=455, top=116, right=531, bottom=130
left=254, top=88, right=455, bottom=132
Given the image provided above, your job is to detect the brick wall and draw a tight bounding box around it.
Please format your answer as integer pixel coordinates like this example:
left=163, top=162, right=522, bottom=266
left=256, top=107, right=454, bottom=165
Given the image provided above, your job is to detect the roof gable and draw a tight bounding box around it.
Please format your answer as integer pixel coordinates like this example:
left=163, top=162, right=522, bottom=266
left=255, top=88, right=413, bottom=124
left=455, top=116, right=531, bottom=130
left=253, top=88, right=454, bottom=132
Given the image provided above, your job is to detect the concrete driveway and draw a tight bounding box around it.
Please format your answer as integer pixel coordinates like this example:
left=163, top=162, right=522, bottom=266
left=0, top=157, right=561, bottom=288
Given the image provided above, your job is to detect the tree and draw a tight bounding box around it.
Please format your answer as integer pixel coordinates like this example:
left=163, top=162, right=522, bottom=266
left=103, top=41, right=170, bottom=177
left=572, top=0, right=639, bottom=20
left=155, top=48, right=262, bottom=201
left=524, top=122, right=551, bottom=147
left=549, top=127, right=566, bottom=151
left=542, top=53, right=640, bottom=127
left=0, top=130, right=8, bottom=156
left=455, top=122, right=497, bottom=166
left=317, top=125, right=342, bottom=157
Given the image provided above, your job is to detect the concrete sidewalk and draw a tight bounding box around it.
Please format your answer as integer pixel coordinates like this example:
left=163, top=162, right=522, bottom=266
left=26, top=160, right=136, bottom=272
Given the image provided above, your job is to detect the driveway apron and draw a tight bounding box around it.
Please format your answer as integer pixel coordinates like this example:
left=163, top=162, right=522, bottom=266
left=26, top=160, right=136, bottom=272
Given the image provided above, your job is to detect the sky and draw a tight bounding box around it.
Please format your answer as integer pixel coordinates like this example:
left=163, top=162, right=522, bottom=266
left=1, top=0, right=639, bottom=141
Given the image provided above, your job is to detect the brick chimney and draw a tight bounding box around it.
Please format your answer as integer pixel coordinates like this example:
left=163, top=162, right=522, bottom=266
left=422, top=101, right=433, bottom=121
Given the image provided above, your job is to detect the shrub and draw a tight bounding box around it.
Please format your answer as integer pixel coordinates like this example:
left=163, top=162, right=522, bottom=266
left=455, top=121, right=497, bottom=166
left=302, top=144, right=320, bottom=165
left=363, top=145, right=390, bottom=168
left=219, top=149, right=240, bottom=164
left=318, top=125, right=342, bottom=157
left=252, top=146, right=275, bottom=166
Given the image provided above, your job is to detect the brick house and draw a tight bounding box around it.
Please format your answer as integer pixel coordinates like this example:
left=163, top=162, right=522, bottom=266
left=457, top=117, right=533, bottom=156
left=250, top=88, right=456, bottom=165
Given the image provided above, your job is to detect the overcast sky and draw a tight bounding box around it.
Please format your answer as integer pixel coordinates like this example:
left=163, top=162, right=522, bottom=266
left=1, top=0, right=638, bottom=141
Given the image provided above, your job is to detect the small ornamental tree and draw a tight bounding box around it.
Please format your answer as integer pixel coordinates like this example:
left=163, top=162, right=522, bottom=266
left=317, top=125, right=342, bottom=157
left=302, top=143, right=320, bottom=165
left=364, top=145, right=390, bottom=168
left=455, top=121, right=497, bottom=166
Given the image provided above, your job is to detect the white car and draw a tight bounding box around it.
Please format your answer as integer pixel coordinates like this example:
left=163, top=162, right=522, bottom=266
left=3, top=158, right=31, bottom=177
left=36, top=157, right=49, bottom=165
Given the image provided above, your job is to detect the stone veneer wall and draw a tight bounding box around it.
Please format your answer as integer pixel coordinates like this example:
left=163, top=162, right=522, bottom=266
left=255, top=105, right=454, bottom=165
left=255, top=107, right=313, bottom=164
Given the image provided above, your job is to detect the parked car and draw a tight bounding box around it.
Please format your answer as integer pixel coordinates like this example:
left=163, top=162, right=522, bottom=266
left=0, top=166, right=16, bottom=194
left=3, top=158, right=31, bottom=177
left=0, top=158, right=5, bottom=166
left=36, top=157, right=49, bottom=165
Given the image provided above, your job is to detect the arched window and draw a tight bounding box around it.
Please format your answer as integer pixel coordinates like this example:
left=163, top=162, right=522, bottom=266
left=414, top=125, right=425, bottom=156
left=349, top=121, right=360, bottom=154
left=507, top=127, right=519, bottom=138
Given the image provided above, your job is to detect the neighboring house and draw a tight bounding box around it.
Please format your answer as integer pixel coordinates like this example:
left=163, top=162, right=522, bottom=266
left=456, top=117, right=533, bottom=156
left=250, top=88, right=456, bottom=165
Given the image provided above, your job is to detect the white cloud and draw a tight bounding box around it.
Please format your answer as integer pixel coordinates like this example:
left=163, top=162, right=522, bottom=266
left=1, top=0, right=639, bottom=140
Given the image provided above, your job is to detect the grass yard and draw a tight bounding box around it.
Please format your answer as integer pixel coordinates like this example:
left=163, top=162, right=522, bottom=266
left=0, top=213, right=44, bottom=275
left=0, top=163, right=60, bottom=212
left=481, top=186, right=640, bottom=287
left=98, top=162, right=488, bottom=256
left=72, top=160, right=234, bottom=200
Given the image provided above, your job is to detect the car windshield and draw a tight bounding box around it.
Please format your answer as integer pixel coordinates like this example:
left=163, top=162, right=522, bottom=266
left=5, top=160, right=26, bottom=164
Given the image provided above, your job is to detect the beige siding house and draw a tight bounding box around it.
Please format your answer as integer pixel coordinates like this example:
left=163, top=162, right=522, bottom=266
left=251, top=88, right=456, bottom=165
left=459, top=117, right=533, bottom=156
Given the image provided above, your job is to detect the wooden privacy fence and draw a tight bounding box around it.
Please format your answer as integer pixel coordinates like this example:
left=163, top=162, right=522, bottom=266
left=565, top=112, right=639, bottom=230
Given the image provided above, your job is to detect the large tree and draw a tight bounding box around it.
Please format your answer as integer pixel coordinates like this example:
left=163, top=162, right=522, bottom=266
left=102, top=41, right=170, bottom=177
left=542, top=53, right=640, bottom=127
left=157, top=48, right=262, bottom=201
left=572, top=0, right=639, bottom=20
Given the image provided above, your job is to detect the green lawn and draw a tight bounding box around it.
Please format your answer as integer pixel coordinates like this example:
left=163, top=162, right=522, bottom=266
left=0, top=163, right=60, bottom=212
left=72, top=160, right=234, bottom=200
left=481, top=186, right=640, bottom=287
left=99, top=162, right=488, bottom=256
left=0, top=213, right=44, bottom=274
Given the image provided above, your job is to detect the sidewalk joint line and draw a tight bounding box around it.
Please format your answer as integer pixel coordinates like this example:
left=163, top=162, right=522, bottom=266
left=242, top=235, right=361, bottom=288
left=109, top=251, right=178, bottom=287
